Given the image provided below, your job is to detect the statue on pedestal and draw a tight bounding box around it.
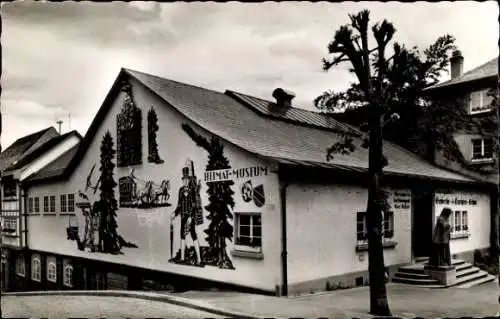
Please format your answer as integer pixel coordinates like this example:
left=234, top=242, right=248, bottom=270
left=429, top=207, right=452, bottom=267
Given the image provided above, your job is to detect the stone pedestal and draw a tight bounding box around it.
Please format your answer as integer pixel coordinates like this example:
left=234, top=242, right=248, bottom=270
left=424, top=264, right=456, bottom=286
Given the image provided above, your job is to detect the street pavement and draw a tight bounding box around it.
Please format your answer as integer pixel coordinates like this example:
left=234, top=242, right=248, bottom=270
left=1, top=295, right=225, bottom=319
left=2, top=281, right=499, bottom=319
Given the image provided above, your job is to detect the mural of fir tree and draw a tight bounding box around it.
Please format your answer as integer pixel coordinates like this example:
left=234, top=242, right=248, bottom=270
left=97, top=131, right=138, bottom=254
left=147, top=107, right=164, bottom=164
left=182, top=123, right=235, bottom=269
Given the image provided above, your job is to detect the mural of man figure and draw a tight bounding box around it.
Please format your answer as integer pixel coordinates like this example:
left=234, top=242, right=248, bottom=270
left=170, top=160, right=204, bottom=266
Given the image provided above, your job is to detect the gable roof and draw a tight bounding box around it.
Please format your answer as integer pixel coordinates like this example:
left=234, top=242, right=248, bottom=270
left=27, top=68, right=484, bottom=186
left=25, top=144, right=79, bottom=183
left=5, top=130, right=82, bottom=172
left=426, top=57, right=498, bottom=91
left=0, top=127, right=57, bottom=171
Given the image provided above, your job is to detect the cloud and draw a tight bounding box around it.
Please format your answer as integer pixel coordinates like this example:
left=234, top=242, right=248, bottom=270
left=1, top=1, right=498, bottom=149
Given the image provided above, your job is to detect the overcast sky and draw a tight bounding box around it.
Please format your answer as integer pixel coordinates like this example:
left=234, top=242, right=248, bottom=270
left=1, top=1, right=498, bottom=149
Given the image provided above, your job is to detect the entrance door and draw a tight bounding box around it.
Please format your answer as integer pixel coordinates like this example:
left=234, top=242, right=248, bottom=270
left=412, top=190, right=434, bottom=258
left=1, top=261, right=7, bottom=292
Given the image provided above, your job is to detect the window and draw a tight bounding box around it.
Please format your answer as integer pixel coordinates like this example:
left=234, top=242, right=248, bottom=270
left=60, top=194, right=67, bottom=213
left=68, top=194, right=75, bottom=212
left=454, top=210, right=462, bottom=232
left=49, top=196, right=56, bottom=213
left=32, top=258, right=41, bottom=282
left=47, top=262, right=57, bottom=283
left=3, top=176, right=16, bottom=198
left=34, top=197, right=40, bottom=213
left=451, top=210, right=469, bottom=237
left=117, top=84, right=142, bottom=167
left=469, top=89, right=493, bottom=114
left=28, top=198, right=34, bottom=213
left=462, top=211, right=468, bottom=231
left=16, top=255, right=25, bottom=277
left=356, top=211, right=394, bottom=243
left=472, top=138, right=493, bottom=161
left=64, top=265, right=73, bottom=287
left=2, top=218, right=17, bottom=235
left=235, top=213, right=262, bottom=252
left=44, top=196, right=49, bottom=212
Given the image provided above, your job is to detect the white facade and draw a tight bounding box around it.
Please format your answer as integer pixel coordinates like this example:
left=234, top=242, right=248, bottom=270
left=434, top=190, right=490, bottom=255
left=286, top=183, right=412, bottom=287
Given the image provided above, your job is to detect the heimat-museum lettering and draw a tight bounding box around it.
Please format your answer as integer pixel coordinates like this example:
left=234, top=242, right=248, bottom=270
left=204, top=166, right=269, bottom=183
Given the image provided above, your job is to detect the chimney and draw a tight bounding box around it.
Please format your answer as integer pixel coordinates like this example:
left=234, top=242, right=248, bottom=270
left=272, top=88, right=296, bottom=109
left=450, top=50, right=464, bottom=79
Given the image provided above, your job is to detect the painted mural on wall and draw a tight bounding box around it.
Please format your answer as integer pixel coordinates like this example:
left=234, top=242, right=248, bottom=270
left=117, top=80, right=142, bottom=167
left=66, top=131, right=138, bottom=254
left=118, top=169, right=171, bottom=208
left=147, top=107, right=164, bottom=164
left=241, top=180, right=265, bottom=208
left=168, top=124, right=236, bottom=270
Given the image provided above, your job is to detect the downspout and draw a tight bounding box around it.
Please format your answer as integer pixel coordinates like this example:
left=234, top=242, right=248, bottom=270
left=279, top=176, right=289, bottom=297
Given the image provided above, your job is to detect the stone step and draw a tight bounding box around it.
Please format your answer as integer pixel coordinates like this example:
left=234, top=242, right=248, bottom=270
left=455, top=262, right=473, bottom=272
left=393, top=271, right=431, bottom=280
left=455, top=273, right=496, bottom=288
left=454, top=270, right=488, bottom=286
left=391, top=275, right=440, bottom=285
left=456, top=266, right=479, bottom=278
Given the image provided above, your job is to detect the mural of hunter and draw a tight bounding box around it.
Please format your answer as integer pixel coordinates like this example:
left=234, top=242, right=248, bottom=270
left=169, top=123, right=235, bottom=270
left=169, top=159, right=205, bottom=266
left=66, top=131, right=138, bottom=254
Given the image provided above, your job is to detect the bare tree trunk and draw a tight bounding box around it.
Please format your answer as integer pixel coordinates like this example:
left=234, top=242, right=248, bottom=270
left=366, top=103, right=391, bottom=316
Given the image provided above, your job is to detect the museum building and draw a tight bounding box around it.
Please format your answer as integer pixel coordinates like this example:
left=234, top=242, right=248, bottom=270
left=1, top=68, right=495, bottom=295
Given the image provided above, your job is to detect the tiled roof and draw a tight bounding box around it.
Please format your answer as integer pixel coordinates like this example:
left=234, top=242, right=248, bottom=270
left=25, top=144, right=79, bottom=182
left=5, top=130, right=82, bottom=172
left=225, top=90, right=361, bottom=136
left=426, top=57, right=498, bottom=90
left=0, top=127, right=56, bottom=171
left=126, top=69, right=478, bottom=184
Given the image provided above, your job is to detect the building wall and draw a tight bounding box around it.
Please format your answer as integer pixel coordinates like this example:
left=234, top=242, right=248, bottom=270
left=26, top=75, right=282, bottom=292
left=434, top=189, right=491, bottom=257
left=286, top=183, right=412, bottom=292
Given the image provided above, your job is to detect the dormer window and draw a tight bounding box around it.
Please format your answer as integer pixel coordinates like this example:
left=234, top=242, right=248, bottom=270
left=469, top=89, right=493, bottom=115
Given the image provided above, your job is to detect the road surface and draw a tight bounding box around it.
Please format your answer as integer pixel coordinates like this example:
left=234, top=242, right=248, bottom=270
left=1, top=295, right=225, bottom=318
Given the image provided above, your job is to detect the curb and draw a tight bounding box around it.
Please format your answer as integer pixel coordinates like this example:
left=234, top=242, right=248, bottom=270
left=1, top=290, right=274, bottom=319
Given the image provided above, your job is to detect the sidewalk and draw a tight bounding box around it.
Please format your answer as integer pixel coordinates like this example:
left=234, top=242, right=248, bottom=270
left=175, top=281, right=500, bottom=319
left=3, top=281, right=499, bottom=319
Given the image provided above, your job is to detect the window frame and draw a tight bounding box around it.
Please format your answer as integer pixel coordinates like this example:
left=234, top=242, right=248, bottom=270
left=32, top=258, right=41, bottom=282
left=60, top=194, right=67, bottom=213
left=63, top=264, right=73, bottom=287
left=469, top=89, right=493, bottom=115
left=16, top=255, right=26, bottom=277
left=34, top=197, right=40, bottom=213
left=356, top=211, right=395, bottom=245
left=28, top=197, right=34, bottom=214
left=2, top=218, right=18, bottom=235
left=49, top=195, right=56, bottom=213
left=234, top=212, right=262, bottom=253
left=47, top=262, right=57, bottom=283
left=2, top=176, right=17, bottom=198
left=68, top=194, right=75, bottom=212
left=43, top=196, right=49, bottom=213
left=471, top=138, right=494, bottom=161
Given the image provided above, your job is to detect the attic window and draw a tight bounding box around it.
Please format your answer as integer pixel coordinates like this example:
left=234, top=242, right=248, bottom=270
left=117, top=81, right=142, bottom=167
left=2, top=175, right=16, bottom=198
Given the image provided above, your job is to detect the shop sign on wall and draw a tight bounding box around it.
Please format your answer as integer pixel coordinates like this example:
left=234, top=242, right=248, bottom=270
left=393, top=191, right=411, bottom=209
left=204, top=166, right=269, bottom=183
left=435, top=194, right=477, bottom=206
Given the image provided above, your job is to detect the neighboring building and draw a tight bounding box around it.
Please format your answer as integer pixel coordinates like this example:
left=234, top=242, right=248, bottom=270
left=0, top=127, right=81, bottom=291
left=425, top=51, right=498, bottom=184
left=4, top=69, right=496, bottom=296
